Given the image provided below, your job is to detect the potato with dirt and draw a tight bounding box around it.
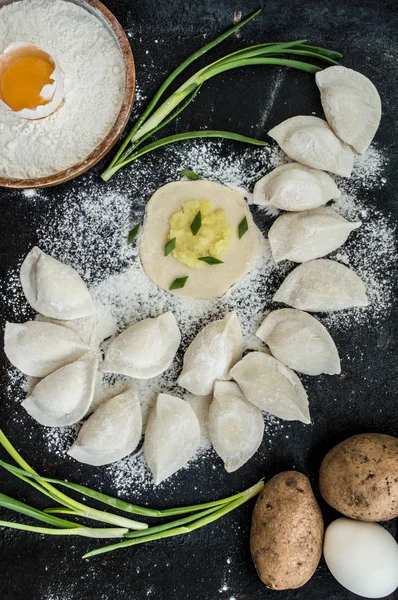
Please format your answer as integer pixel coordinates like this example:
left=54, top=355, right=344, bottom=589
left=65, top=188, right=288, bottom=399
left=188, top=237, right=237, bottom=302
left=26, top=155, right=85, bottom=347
left=319, top=432, right=398, bottom=521
left=250, top=471, right=324, bottom=590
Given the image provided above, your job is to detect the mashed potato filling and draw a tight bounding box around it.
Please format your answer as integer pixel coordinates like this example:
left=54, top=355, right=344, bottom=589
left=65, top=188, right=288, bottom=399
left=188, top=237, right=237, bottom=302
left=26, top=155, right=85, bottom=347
left=169, top=200, right=232, bottom=269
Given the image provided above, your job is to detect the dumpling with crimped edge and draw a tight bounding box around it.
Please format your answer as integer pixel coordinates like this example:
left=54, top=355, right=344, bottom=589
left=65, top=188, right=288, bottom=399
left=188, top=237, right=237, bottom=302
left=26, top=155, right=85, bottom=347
left=230, top=352, right=310, bottom=424
left=37, top=308, right=117, bottom=349
left=143, top=393, right=200, bottom=485
left=68, top=388, right=142, bottom=466
left=256, top=308, right=341, bottom=376
left=20, top=246, right=95, bottom=320
left=22, top=351, right=98, bottom=427
left=268, top=116, right=354, bottom=177
left=273, top=259, right=369, bottom=312
left=4, top=320, right=90, bottom=378
left=316, top=65, right=382, bottom=154
left=101, top=312, right=181, bottom=379
left=209, top=381, right=264, bottom=472
left=251, top=163, right=340, bottom=213
left=268, top=207, right=361, bottom=263
left=178, top=311, right=242, bottom=396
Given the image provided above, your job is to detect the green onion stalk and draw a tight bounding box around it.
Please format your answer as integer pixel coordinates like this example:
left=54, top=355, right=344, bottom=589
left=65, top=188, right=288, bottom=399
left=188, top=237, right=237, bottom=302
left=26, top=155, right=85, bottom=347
left=101, top=9, right=341, bottom=181
left=0, top=429, right=264, bottom=557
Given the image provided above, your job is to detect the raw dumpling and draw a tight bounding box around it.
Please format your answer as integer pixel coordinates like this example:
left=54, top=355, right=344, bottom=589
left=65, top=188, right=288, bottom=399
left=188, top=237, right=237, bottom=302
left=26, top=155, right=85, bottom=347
left=20, top=247, right=95, bottom=320
left=268, top=116, right=354, bottom=177
left=38, top=309, right=116, bottom=349
left=68, top=388, right=142, bottom=466
left=273, top=259, right=369, bottom=312
left=188, top=395, right=211, bottom=447
left=101, top=312, right=181, bottom=379
left=208, top=381, right=264, bottom=472
left=4, top=321, right=90, bottom=378
left=143, top=393, right=200, bottom=485
left=22, top=351, right=98, bottom=427
left=316, top=66, right=381, bottom=154
left=256, top=309, right=341, bottom=375
left=268, top=207, right=361, bottom=263
left=251, top=163, right=340, bottom=212
left=139, top=180, right=260, bottom=299
left=178, top=312, right=242, bottom=396
left=230, top=352, right=310, bottom=424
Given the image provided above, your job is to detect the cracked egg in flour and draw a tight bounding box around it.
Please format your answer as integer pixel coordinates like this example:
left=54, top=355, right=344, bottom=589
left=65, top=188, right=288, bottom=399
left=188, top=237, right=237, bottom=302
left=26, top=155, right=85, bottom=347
left=0, top=43, right=63, bottom=119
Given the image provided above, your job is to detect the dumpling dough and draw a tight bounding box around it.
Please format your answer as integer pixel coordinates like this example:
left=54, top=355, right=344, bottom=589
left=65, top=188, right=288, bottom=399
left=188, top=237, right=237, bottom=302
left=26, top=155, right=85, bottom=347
left=38, top=309, right=117, bottom=349
left=101, top=312, right=181, bottom=379
left=268, top=207, right=361, bottom=263
left=143, top=393, right=200, bottom=485
left=20, top=247, right=95, bottom=320
left=139, top=181, right=260, bottom=298
left=273, top=259, right=369, bottom=312
left=268, top=116, right=354, bottom=177
left=188, top=395, right=211, bottom=447
left=4, top=321, right=90, bottom=378
left=256, top=309, right=341, bottom=375
left=22, top=351, right=98, bottom=427
left=316, top=65, right=381, bottom=154
left=252, top=163, right=340, bottom=212
left=230, top=352, right=310, bottom=424
left=178, top=312, right=242, bottom=396
left=209, top=381, right=264, bottom=472
left=68, top=388, right=142, bottom=466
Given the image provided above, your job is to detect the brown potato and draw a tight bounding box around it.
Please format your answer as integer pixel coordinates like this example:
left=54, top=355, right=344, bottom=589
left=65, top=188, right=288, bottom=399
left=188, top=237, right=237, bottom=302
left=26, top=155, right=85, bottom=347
left=319, top=433, right=398, bottom=521
left=250, top=471, right=324, bottom=590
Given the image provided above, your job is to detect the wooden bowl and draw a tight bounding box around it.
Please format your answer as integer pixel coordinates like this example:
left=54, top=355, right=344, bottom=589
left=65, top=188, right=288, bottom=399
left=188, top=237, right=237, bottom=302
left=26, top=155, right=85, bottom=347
left=0, top=0, right=135, bottom=189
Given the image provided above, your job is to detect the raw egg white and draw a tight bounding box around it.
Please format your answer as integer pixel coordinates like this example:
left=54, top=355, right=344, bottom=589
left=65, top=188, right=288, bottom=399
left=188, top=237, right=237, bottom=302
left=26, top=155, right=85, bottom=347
left=0, top=42, right=63, bottom=119
left=323, top=517, right=398, bottom=598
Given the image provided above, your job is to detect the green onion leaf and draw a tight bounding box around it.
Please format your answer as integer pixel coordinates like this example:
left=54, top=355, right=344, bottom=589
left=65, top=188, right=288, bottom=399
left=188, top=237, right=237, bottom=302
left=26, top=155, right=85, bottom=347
left=0, top=492, right=79, bottom=529
left=0, top=521, right=128, bottom=539
left=198, top=256, right=224, bottom=265
left=190, top=211, right=201, bottom=236
left=102, top=9, right=262, bottom=177
left=127, top=224, right=140, bottom=245
left=181, top=169, right=201, bottom=180
left=169, top=276, right=189, bottom=290
left=165, top=238, right=176, bottom=256
left=0, top=433, right=148, bottom=531
left=238, top=216, right=248, bottom=239
left=82, top=479, right=264, bottom=558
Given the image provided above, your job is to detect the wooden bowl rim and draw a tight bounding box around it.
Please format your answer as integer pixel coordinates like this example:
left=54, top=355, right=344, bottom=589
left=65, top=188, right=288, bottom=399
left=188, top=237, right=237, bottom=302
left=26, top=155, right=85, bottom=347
left=0, top=0, right=135, bottom=189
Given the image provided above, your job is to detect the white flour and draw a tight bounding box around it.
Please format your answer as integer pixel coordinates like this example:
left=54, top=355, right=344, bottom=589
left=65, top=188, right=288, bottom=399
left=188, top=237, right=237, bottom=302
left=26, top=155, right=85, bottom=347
left=0, top=0, right=125, bottom=179
left=2, top=137, right=396, bottom=495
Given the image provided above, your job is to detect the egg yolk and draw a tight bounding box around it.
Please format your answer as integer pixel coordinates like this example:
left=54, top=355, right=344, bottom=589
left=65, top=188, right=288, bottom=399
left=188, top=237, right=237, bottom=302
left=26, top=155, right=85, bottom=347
left=1, top=55, right=54, bottom=111
left=169, top=201, right=232, bottom=269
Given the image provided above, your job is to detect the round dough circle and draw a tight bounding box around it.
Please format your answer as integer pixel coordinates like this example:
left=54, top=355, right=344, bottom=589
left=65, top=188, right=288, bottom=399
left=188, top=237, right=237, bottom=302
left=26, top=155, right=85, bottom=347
left=139, top=181, right=260, bottom=298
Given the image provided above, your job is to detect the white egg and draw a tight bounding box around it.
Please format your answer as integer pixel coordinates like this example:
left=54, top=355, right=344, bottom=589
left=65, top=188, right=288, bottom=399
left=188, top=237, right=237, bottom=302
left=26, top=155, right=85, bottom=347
left=324, top=518, right=398, bottom=598
left=0, top=42, right=63, bottom=120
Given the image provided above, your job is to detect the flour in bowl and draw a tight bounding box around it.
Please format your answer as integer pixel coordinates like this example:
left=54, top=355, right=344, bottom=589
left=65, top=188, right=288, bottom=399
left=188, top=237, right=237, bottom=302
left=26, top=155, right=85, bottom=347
left=0, top=0, right=125, bottom=179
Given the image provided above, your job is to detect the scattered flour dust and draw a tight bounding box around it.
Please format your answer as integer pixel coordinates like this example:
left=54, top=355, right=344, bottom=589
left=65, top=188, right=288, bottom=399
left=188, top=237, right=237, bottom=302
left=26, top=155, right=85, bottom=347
left=2, top=137, right=396, bottom=495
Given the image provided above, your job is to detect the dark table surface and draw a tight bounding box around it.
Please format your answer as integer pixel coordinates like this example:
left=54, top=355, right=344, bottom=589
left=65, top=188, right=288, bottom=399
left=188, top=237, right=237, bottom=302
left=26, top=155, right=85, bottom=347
left=1, top=0, right=398, bottom=599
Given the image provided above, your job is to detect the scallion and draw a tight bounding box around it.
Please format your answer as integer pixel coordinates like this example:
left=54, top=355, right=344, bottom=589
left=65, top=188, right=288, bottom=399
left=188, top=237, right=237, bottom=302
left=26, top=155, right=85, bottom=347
left=0, top=429, right=264, bottom=555
left=190, top=211, right=201, bottom=236
left=101, top=10, right=341, bottom=181
left=169, top=276, right=189, bottom=290
left=181, top=169, right=201, bottom=180
left=127, top=224, right=140, bottom=245
left=164, top=237, right=176, bottom=256
left=198, top=256, right=224, bottom=265
left=238, top=216, right=248, bottom=239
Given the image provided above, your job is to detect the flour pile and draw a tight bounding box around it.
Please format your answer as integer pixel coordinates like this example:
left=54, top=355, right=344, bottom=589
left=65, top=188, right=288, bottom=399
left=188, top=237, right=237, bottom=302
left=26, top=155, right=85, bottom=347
left=0, top=0, right=125, bottom=178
